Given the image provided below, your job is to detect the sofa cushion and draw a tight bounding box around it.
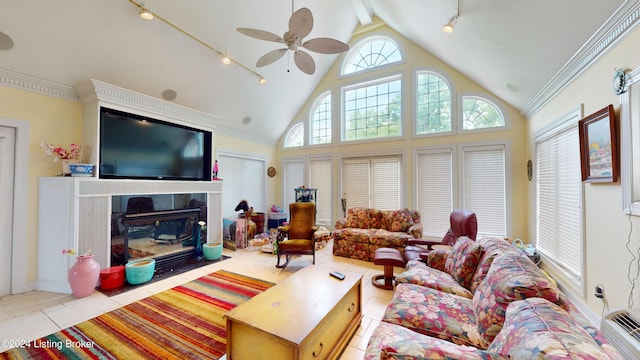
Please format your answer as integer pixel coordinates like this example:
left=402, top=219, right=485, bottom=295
left=469, top=237, right=514, bottom=292
left=381, top=208, right=414, bottom=232
left=396, top=262, right=473, bottom=298
left=345, top=207, right=371, bottom=228
left=473, top=251, right=563, bottom=345
left=370, top=229, right=411, bottom=247
left=383, top=283, right=485, bottom=348
left=487, top=298, right=619, bottom=359
left=444, top=236, right=483, bottom=289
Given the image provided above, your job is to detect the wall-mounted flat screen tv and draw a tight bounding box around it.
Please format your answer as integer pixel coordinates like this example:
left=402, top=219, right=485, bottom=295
left=99, top=107, right=212, bottom=181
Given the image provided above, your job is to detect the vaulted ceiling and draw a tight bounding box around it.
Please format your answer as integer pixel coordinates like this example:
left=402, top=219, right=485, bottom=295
left=0, top=0, right=630, bottom=143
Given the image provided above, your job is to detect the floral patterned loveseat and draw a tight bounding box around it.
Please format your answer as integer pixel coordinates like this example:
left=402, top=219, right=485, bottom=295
left=365, top=236, right=623, bottom=359
left=332, top=208, right=422, bottom=262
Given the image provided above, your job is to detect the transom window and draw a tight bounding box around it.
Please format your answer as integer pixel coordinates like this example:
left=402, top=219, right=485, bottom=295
left=284, top=122, right=304, bottom=148
left=310, top=92, right=332, bottom=145
left=416, top=71, right=452, bottom=134
left=462, top=96, right=505, bottom=130
left=343, top=77, right=402, bottom=141
left=342, top=37, right=402, bottom=75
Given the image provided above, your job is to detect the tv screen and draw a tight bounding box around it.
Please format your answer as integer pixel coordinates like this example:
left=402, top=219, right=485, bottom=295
left=99, top=107, right=212, bottom=181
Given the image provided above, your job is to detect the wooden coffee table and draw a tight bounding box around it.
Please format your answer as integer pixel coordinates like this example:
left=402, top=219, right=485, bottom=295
left=224, top=266, right=363, bottom=360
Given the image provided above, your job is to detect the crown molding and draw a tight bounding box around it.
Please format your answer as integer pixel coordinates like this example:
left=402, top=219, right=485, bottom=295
left=522, top=0, right=640, bottom=118
left=75, top=79, right=220, bottom=131
left=0, top=68, right=78, bottom=101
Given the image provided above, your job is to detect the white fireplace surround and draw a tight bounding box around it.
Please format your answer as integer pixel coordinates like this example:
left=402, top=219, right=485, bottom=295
left=36, top=80, right=223, bottom=294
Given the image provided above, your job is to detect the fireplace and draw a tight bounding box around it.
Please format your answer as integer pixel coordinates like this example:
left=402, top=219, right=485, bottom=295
left=110, top=194, right=207, bottom=271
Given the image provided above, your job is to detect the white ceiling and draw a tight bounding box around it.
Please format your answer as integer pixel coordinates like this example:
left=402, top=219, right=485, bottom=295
left=0, top=0, right=629, bottom=143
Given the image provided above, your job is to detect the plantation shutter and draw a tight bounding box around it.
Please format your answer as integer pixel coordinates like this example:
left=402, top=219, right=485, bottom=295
left=417, top=148, right=453, bottom=238
left=283, top=159, right=304, bottom=207
left=309, top=158, right=332, bottom=225
left=462, top=144, right=506, bottom=236
left=218, top=153, right=265, bottom=218
left=342, top=159, right=370, bottom=209
left=371, top=157, right=401, bottom=210
left=536, top=124, right=582, bottom=280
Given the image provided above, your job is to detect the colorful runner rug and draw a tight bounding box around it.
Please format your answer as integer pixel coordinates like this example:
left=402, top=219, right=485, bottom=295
left=1, top=270, right=273, bottom=359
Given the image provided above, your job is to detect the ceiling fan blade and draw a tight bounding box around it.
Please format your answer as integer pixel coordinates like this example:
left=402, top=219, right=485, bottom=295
left=294, top=50, right=315, bottom=75
left=237, top=28, right=284, bottom=43
left=302, top=38, right=349, bottom=54
left=256, top=48, right=287, bottom=67
left=289, top=7, right=313, bottom=40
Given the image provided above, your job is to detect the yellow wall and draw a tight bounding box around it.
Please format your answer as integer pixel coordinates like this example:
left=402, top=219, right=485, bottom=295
left=0, top=86, right=82, bottom=282
left=527, top=26, right=640, bottom=313
left=278, top=23, right=529, bottom=238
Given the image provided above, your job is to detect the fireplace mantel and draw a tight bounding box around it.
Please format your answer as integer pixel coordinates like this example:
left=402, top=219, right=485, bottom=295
left=36, top=177, right=223, bottom=294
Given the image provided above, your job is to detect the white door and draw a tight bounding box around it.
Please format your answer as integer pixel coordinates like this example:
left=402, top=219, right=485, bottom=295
left=0, top=125, right=16, bottom=296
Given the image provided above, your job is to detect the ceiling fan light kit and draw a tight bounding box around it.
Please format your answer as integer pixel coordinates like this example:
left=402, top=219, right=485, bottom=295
left=237, top=5, right=349, bottom=75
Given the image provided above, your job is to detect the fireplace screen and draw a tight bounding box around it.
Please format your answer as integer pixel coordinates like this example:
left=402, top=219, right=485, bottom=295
left=111, top=194, right=207, bottom=267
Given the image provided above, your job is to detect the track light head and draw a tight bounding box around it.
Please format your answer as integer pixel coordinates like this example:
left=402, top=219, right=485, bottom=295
left=442, top=15, right=458, bottom=33
left=139, top=3, right=154, bottom=20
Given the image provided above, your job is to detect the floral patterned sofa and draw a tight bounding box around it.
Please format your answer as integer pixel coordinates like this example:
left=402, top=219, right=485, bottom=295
left=365, top=236, right=623, bottom=359
left=332, top=208, right=422, bottom=262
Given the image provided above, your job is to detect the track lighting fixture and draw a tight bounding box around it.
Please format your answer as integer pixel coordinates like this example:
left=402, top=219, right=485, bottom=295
left=442, top=0, right=460, bottom=33
left=128, top=0, right=265, bottom=84
left=139, top=3, right=154, bottom=20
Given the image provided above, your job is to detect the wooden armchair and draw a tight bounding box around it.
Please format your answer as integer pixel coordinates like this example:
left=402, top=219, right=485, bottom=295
left=403, top=209, right=477, bottom=263
left=275, top=202, right=317, bottom=269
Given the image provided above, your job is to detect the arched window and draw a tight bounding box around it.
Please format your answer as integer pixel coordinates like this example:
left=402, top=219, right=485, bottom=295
left=284, top=122, right=304, bottom=148
left=342, top=36, right=402, bottom=75
left=310, top=92, right=332, bottom=145
left=461, top=96, right=505, bottom=130
left=416, top=71, right=452, bottom=135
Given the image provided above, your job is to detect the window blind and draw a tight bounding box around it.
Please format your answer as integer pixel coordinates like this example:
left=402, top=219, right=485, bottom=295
left=536, top=124, right=582, bottom=280
left=462, top=144, right=506, bottom=236
left=218, top=153, right=265, bottom=218
left=371, top=157, right=400, bottom=210
left=309, top=158, right=332, bottom=225
left=283, top=159, right=304, bottom=207
left=417, top=148, right=453, bottom=237
left=342, top=156, right=401, bottom=210
left=342, top=159, right=370, bottom=209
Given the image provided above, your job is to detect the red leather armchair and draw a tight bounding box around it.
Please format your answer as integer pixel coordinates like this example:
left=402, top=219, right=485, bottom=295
left=403, top=209, right=477, bottom=263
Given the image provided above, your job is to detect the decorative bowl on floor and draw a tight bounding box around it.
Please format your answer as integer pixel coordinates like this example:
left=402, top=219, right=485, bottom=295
left=69, top=163, right=95, bottom=177
left=125, top=259, right=155, bottom=285
left=203, top=243, right=223, bottom=261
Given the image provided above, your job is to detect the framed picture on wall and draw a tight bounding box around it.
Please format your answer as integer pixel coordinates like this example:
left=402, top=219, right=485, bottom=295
left=578, top=104, right=618, bottom=183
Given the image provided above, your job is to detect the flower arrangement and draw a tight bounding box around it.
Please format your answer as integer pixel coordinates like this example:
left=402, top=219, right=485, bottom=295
left=62, top=249, right=93, bottom=257
left=40, top=141, right=82, bottom=162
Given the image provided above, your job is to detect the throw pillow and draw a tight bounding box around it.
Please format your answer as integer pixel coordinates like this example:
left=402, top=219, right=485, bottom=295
left=444, top=237, right=483, bottom=289
left=382, top=208, right=414, bottom=232
left=488, top=298, right=614, bottom=359
left=346, top=207, right=369, bottom=229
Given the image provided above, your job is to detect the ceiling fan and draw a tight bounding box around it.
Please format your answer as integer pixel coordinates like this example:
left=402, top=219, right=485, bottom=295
left=236, top=3, right=349, bottom=75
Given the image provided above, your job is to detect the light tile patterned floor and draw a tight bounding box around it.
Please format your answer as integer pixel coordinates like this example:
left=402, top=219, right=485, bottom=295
left=0, top=241, right=403, bottom=359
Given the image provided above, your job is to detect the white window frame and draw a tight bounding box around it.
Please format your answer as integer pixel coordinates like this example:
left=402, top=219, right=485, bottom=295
left=340, top=152, right=406, bottom=211
left=340, top=35, right=404, bottom=77
left=414, top=69, right=455, bottom=137
left=621, top=67, right=640, bottom=215
left=458, top=141, right=511, bottom=237
left=415, top=146, right=456, bottom=238
left=459, top=93, right=509, bottom=133
left=283, top=122, right=305, bottom=148
left=217, top=150, right=266, bottom=219
left=341, top=75, right=404, bottom=143
left=310, top=91, right=332, bottom=146
left=534, top=105, right=585, bottom=293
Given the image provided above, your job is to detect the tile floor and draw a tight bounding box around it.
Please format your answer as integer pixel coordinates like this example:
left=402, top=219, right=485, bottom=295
left=0, top=241, right=402, bottom=359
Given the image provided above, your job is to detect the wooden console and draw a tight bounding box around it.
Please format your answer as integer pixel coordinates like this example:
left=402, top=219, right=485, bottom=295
left=225, top=266, right=363, bottom=359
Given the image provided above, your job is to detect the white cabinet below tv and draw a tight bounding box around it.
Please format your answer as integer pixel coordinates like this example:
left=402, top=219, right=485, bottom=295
left=36, top=177, right=222, bottom=294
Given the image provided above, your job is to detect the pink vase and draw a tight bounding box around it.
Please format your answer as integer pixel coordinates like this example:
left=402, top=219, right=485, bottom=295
left=68, top=254, right=100, bottom=298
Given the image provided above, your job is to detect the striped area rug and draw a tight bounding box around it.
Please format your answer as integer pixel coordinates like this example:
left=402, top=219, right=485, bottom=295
left=1, top=270, right=273, bottom=359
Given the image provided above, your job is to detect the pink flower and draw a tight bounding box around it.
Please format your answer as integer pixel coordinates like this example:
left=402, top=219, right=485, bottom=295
left=40, top=142, right=83, bottom=162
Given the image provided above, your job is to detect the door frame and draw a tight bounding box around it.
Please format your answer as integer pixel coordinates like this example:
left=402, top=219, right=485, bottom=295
left=0, top=118, right=30, bottom=294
